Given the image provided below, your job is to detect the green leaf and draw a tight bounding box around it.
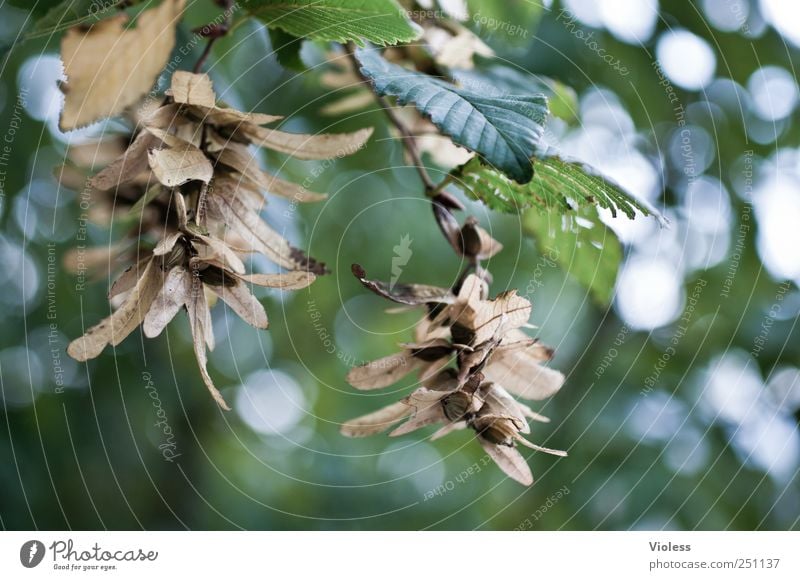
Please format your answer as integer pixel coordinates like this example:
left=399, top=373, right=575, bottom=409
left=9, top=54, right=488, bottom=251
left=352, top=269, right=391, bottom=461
left=523, top=208, right=622, bottom=306
left=452, top=60, right=578, bottom=124
left=268, top=27, right=306, bottom=71
left=355, top=47, right=548, bottom=183
left=247, top=0, right=421, bottom=46
left=24, top=0, right=129, bottom=40
left=456, top=152, right=660, bottom=220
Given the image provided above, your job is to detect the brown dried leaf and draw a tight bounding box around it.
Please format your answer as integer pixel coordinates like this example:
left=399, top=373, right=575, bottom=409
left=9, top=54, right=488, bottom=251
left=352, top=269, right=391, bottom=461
left=340, top=401, right=412, bottom=438
left=141, top=103, right=186, bottom=130
left=168, top=71, right=216, bottom=108
left=148, top=142, right=213, bottom=187
left=196, top=235, right=246, bottom=275
left=153, top=232, right=183, bottom=257
left=108, top=257, right=151, bottom=299
left=346, top=351, right=423, bottom=390
left=238, top=124, right=373, bottom=160
left=67, top=259, right=163, bottom=361
left=450, top=276, right=532, bottom=344
left=460, top=218, right=503, bottom=260
left=389, top=403, right=445, bottom=436
left=215, top=145, right=326, bottom=203
left=477, top=437, right=533, bottom=485
left=143, top=266, right=191, bottom=338
left=351, top=264, right=455, bottom=306
left=238, top=271, right=316, bottom=290
left=208, top=277, right=268, bottom=330
left=89, top=130, right=159, bottom=190
left=190, top=106, right=282, bottom=128
left=210, top=186, right=326, bottom=274
left=168, top=71, right=282, bottom=127
left=186, top=274, right=230, bottom=410
left=480, top=383, right=529, bottom=429
left=59, top=0, right=186, bottom=130
left=483, top=358, right=565, bottom=401
left=515, top=435, right=568, bottom=457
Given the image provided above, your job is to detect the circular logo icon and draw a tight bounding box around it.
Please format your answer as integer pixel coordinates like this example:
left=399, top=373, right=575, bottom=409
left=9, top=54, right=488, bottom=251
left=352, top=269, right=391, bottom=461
left=20, top=540, right=45, bottom=568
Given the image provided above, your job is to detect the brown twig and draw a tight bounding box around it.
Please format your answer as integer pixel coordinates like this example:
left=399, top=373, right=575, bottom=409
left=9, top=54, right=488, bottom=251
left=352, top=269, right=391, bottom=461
left=374, top=93, right=437, bottom=193
left=345, top=45, right=491, bottom=290
left=192, top=0, right=234, bottom=73
left=345, top=49, right=438, bottom=194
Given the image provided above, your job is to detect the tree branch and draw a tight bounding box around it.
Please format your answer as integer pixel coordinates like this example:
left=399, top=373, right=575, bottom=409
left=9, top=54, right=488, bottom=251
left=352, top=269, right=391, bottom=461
left=192, top=0, right=234, bottom=74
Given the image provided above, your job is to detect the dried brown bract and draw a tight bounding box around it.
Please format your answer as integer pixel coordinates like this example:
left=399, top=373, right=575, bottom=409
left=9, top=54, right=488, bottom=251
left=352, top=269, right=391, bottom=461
left=66, top=71, right=373, bottom=408
left=342, top=269, right=566, bottom=485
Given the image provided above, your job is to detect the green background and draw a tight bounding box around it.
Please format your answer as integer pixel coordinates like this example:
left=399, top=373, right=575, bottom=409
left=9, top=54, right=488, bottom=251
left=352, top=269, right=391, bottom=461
left=0, top=0, right=798, bottom=530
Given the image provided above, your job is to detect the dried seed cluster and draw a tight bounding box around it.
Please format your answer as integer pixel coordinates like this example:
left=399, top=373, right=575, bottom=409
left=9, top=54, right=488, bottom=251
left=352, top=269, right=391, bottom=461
left=342, top=263, right=567, bottom=485
left=64, top=71, right=373, bottom=408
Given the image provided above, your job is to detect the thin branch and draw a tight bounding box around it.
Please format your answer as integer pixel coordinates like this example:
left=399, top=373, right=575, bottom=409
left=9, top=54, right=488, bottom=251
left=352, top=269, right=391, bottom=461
left=345, top=50, right=437, bottom=194
left=344, top=45, right=491, bottom=289
left=374, top=93, right=437, bottom=193
left=193, top=38, right=219, bottom=74
left=192, top=0, right=234, bottom=74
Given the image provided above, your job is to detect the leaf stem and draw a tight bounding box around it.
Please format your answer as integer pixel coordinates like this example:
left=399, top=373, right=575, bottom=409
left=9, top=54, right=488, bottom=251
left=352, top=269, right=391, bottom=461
left=345, top=49, right=437, bottom=194
left=344, top=45, right=491, bottom=290
left=375, top=93, right=437, bottom=193
left=193, top=0, right=234, bottom=74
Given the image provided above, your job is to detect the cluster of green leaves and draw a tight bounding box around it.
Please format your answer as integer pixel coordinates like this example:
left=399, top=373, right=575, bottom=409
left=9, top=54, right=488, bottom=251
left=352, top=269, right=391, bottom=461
left=455, top=154, right=655, bottom=220
left=354, top=47, right=548, bottom=183
left=15, top=0, right=660, bottom=306
left=17, top=0, right=422, bottom=45
left=454, top=150, right=657, bottom=305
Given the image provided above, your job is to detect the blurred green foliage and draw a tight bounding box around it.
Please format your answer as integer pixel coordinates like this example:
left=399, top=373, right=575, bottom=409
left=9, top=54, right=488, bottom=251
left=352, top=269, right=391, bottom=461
left=0, top=0, right=798, bottom=530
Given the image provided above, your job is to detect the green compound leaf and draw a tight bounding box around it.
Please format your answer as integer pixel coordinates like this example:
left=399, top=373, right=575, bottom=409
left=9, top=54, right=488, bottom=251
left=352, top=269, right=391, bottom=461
left=355, top=47, right=548, bottom=183
left=455, top=152, right=661, bottom=220
left=247, top=0, right=422, bottom=46
left=523, top=208, right=622, bottom=306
